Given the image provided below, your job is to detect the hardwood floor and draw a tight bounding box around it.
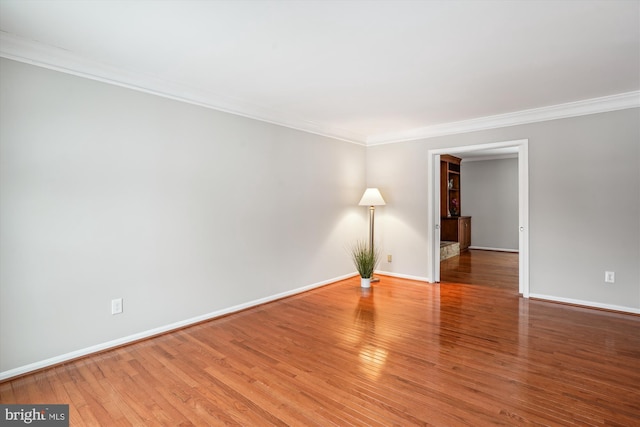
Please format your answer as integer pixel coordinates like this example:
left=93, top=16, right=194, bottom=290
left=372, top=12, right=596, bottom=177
left=441, top=249, right=519, bottom=290
left=2, top=252, right=640, bottom=425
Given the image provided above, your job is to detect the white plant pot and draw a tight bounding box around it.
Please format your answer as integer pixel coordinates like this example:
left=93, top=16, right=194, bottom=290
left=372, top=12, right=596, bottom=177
left=360, top=277, right=371, bottom=288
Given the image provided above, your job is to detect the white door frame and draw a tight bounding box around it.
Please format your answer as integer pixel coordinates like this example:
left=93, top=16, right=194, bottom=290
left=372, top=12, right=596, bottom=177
left=427, top=139, right=529, bottom=297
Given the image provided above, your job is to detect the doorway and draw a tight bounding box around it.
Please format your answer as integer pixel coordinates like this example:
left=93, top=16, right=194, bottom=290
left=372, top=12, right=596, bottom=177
left=427, top=139, right=529, bottom=297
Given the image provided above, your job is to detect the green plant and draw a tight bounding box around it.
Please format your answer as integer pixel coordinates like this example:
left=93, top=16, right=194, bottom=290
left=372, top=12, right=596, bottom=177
left=350, top=240, right=380, bottom=279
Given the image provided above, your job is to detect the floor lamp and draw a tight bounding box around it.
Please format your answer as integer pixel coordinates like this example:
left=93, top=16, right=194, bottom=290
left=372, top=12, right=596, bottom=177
left=359, top=188, right=386, bottom=282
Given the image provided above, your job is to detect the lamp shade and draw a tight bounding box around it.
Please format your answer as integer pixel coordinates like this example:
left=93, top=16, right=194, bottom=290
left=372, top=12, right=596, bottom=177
left=359, top=188, right=386, bottom=206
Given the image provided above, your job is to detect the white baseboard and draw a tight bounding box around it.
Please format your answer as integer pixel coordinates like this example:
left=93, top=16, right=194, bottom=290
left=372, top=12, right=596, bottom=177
left=529, top=293, right=640, bottom=315
left=375, top=270, right=431, bottom=283
left=0, top=272, right=358, bottom=381
left=469, top=246, right=519, bottom=253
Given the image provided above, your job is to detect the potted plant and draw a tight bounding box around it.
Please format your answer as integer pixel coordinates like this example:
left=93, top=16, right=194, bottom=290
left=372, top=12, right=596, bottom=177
left=350, top=240, right=380, bottom=288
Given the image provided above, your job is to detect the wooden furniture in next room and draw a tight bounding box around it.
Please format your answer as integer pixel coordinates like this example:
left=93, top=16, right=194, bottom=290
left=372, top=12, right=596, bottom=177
left=440, top=154, right=471, bottom=252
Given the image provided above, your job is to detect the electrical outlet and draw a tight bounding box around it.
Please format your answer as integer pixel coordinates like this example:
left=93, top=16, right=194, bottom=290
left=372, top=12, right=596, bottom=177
left=111, top=298, right=123, bottom=315
left=387, top=254, right=392, bottom=263
left=604, top=271, right=615, bottom=283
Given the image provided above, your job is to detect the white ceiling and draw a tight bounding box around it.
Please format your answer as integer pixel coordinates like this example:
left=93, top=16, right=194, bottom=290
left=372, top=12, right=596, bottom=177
left=1, top=0, right=638, bottom=145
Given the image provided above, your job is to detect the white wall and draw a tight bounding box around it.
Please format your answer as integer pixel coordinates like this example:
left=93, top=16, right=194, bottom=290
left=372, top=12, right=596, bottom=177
left=364, top=142, right=430, bottom=281
left=0, top=58, right=366, bottom=376
left=462, top=158, right=519, bottom=251
left=370, top=108, right=640, bottom=312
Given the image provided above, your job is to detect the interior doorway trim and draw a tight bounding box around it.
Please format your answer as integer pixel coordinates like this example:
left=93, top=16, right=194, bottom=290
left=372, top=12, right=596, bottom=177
left=427, top=139, right=529, bottom=297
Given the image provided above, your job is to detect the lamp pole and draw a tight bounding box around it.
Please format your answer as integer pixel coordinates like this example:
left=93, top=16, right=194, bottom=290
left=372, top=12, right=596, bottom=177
left=368, top=205, right=380, bottom=282
left=368, top=205, right=376, bottom=253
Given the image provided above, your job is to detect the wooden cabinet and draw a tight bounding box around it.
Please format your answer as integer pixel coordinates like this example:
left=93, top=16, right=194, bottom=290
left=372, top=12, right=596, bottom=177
left=441, top=216, right=471, bottom=252
left=441, top=154, right=471, bottom=252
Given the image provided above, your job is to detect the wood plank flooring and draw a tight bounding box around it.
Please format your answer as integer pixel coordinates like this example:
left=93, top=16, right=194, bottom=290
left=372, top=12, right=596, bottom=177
left=441, top=249, right=519, bottom=290
left=2, top=251, right=640, bottom=425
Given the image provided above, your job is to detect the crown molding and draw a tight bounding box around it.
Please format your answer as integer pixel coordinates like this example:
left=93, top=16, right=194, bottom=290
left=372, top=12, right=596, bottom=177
left=2, top=32, right=637, bottom=148
left=0, top=32, right=367, bottom=145
left=366, top=91, right=640, bottom=146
